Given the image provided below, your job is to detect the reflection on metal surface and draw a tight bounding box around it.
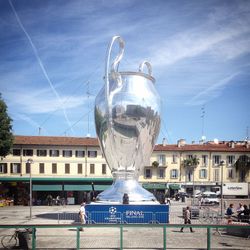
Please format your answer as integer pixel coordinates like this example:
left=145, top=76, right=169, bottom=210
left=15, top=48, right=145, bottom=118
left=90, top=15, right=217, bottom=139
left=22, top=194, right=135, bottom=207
left=94, top=36, right=161, bottom=203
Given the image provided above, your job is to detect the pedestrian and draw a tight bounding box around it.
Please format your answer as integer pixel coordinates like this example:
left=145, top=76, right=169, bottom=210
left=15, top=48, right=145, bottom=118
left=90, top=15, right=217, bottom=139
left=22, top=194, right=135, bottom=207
left=225, top=203, right=234, bottom=223
left=79, top=202, right=86, bottom=231
left=180, top=206, right=194, bottom=233
left=236, top=203, right=244, bottom=214
left=47, top=194, right=53, bottom=206
left=165, top=197, right=171, bottom=205
left=122, top=193, right=129, bottom=204
left=56, top=195, right=60, bottom=206
left=238, top=204, right=250, bottom=222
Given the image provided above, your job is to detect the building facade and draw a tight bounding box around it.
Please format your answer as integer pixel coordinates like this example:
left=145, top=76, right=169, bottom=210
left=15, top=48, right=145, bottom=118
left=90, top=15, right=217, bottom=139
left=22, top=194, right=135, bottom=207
left=0, top=136, right=249, bottom=205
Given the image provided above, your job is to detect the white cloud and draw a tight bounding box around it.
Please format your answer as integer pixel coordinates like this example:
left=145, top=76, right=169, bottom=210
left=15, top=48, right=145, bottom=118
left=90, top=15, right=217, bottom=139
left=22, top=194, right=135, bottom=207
left=13, top=113, right=48, bottom=134
left=186, top=72, right=241, bottom=106
left=5, top=87, right=90, bottom=114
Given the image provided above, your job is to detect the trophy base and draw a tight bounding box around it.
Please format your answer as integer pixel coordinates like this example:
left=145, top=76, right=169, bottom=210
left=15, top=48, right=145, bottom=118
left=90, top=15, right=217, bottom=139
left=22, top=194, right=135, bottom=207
left=96, top=179, right=158, bottom=204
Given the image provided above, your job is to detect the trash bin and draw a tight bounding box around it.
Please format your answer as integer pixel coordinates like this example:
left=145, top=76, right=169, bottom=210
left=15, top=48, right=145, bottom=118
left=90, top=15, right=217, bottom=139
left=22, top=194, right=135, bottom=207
left=181, top=196, right=185, bottom=203
left=18, top=230, right=29, bottom=249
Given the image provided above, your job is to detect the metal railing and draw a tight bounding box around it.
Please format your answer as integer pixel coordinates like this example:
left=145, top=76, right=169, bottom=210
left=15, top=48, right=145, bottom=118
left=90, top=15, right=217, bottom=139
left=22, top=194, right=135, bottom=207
left=0, top=223, right=249, bottom=250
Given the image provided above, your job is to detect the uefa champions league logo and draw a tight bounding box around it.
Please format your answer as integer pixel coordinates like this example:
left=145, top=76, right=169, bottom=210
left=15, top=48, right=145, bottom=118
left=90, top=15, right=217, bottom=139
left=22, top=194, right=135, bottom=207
left=109, top=206, right=117, bottom=215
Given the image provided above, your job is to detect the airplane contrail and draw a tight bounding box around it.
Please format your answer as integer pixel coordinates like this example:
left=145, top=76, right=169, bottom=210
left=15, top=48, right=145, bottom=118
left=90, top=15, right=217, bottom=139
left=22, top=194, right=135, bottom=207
left=8, top=0, right=74, bottom=134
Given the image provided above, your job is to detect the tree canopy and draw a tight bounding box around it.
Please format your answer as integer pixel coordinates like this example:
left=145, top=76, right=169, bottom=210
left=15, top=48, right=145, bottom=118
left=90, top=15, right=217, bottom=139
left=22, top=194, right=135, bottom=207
left=235, top=155, right=250, bottom=170
left=0, top=94, right=13, bottom=158
left=182, top=156, right=200, bottom=168
left=152, top=161, right=159, bottom=168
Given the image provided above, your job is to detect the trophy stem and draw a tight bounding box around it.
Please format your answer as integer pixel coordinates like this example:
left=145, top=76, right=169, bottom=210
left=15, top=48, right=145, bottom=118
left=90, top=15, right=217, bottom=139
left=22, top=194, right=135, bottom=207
left=96, top=171, right=158, bottom=204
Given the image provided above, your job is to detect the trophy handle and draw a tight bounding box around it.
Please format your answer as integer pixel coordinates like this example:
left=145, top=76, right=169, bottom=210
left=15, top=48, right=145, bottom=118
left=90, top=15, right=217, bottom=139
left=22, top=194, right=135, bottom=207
left=105, top=36, right=125, bottom=121
left=139, top=61, right=152, bottom=76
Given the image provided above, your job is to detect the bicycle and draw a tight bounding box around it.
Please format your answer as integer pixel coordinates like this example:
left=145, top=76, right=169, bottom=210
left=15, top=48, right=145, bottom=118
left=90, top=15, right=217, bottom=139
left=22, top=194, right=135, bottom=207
left=1, top=228, right=31, bottom=249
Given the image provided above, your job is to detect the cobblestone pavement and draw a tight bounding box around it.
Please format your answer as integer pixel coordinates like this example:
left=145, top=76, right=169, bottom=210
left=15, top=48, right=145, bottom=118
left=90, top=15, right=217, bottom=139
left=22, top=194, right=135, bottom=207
left=0, top=199, right=249, bottom=249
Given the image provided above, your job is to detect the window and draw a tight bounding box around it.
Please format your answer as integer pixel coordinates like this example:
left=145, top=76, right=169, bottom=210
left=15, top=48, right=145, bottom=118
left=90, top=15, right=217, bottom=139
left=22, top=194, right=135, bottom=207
left=0, top=163, right=7, bottom=173
left=145, top=168, right=152, bottom=179
left=50, top=150, right=59, bottom=157
left=90, top=164, right=95, bottom=174
left=52, top=163, right=57, bottom=174
left=170, top=169, right=178, bottom=179
left=10, top=163, right=21, bottom=174
left=39, top=163, right=45, bottom=174
left=199, top=169, right=207, bottom=179
left=202, top=155, right=208, bottom=166
left=227, top=155, right=235, bottom=166
left=102, top=164, right=107, bottom=174
left=158, top=155, right=166, bottom=166
left=26, top=163, right=30, bottom=174
left=76, top=150, right=85, bottom=158
left=63, top=150, right=72, bottom=157
left=65, top=164, right=70, bottom=174
left=213, top=155, right=221, bottom=165
left=88, top=151, right=97, bottom=158
left=12, top=149, right=21, bottom=156
left=227, top=169, right=234, bottom=179
left=23, top=149, right=33, bottom=156
left=37, top=149, right=47, bottom=157
left=213, top=169, right=220, bottom=182
left=157, top=168, right=165, bottom=179
left=187, top=154, right=193, bottom=159
left=77, top=164, right=82, bottom=174
left=172, top=154, right=178, bottom=164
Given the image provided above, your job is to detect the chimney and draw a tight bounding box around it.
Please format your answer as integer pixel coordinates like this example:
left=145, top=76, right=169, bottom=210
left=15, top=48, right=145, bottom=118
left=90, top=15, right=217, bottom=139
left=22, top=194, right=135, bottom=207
left=245, top=140, right=250, bottom=149
left=162, top=138, right=167, bottom=146
left=230, top=141, right=235, bottom=148
left=177, top=139, right=186, bottom=147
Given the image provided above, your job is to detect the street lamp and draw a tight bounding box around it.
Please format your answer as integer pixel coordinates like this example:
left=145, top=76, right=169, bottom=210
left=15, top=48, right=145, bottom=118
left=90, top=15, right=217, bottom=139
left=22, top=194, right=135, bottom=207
left=27, top=158, right=33, bottom=220
left=220, top=160, right=225, bottom=217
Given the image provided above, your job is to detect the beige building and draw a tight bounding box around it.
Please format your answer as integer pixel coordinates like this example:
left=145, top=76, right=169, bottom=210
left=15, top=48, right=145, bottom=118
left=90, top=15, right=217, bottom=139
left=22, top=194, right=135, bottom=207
left=0, top=136, right=249, bottom=204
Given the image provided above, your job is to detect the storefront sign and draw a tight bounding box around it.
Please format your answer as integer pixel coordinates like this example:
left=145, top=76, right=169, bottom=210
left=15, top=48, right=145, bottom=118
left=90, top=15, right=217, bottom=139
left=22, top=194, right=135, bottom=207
left=223, top=183, right=248, bottom=196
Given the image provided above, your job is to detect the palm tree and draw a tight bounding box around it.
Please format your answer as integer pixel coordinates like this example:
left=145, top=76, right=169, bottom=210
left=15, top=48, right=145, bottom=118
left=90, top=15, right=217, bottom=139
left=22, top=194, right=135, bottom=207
left=234, top=155, right=250, bottom=182
left=182, top=156, right=200, bottom=201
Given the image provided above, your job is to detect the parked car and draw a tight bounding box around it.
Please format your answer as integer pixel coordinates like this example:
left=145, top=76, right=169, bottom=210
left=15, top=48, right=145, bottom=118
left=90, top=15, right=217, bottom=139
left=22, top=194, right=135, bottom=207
left=202, top=192, right=219, bottom=205
left=178, top=192, right=189, bottom=198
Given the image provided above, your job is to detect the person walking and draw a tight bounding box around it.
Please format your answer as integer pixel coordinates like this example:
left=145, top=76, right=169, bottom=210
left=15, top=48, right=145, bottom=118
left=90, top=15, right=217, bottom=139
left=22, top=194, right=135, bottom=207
left=79, top=202, right=86, bottom=231
left=180, top=206, right=194, bottom=233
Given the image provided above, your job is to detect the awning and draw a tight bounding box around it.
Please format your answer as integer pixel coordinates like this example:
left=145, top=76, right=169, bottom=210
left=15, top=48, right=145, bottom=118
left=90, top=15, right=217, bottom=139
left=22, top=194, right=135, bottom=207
left=64, top=185, right=92, bottom=191
left=33, top=185, right=62, bottom=191
left=142, top=183, right=166, bottom=190
left=168, top=184, right=180, bottom=190
left=93, top=185, right=111, bottom=191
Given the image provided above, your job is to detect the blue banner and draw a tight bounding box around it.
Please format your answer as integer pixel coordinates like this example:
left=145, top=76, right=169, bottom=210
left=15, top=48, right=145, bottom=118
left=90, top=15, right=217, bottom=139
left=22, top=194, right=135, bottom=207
left=85, top=204, right=169, bottom=224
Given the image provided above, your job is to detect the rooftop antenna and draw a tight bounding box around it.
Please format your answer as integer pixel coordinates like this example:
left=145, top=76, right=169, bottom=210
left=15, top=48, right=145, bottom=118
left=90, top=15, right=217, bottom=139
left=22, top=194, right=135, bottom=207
left=38, top=127, right=41, bottom=135
left=201, top=105, right=206, bottom=141
left=246, top=126, right=249, bottom=141
left=86, top=81, right=90, bottom=137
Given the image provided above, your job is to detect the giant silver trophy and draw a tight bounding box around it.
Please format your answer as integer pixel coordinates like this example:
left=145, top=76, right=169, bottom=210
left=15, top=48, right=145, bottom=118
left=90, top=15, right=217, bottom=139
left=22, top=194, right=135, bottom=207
left=95, top=36, right=161, bottom=203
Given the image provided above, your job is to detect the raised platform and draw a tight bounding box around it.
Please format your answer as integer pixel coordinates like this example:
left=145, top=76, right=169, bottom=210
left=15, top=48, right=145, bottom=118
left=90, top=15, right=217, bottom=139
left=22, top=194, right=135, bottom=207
left=85, top=203, right=169, bottom=224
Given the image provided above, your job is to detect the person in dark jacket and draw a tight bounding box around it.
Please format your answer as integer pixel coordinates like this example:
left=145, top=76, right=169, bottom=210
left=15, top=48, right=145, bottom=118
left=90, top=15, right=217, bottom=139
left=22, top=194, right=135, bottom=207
left=238, top=204, right=250, bottom=222
left=122, top=193, right=129, bottom=204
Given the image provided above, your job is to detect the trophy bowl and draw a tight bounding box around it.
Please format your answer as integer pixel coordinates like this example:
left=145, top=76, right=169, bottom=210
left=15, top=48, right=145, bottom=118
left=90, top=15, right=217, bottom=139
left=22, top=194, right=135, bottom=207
left=94, top=36, right=161, bottom=203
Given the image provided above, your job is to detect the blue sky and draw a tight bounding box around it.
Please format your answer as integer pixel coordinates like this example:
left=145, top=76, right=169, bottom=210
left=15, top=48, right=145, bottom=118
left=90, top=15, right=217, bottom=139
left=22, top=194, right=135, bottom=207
left=0, top=0, right=249, bottom=144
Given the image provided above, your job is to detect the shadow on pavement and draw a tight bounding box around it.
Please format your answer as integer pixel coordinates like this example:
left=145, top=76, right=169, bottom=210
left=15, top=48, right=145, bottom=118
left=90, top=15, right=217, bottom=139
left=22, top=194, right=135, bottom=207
left=35, top=212, right=80, bottom=223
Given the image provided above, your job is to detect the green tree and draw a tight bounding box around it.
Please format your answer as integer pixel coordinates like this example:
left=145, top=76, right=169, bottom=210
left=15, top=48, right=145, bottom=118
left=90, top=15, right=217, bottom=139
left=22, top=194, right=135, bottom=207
left=234, top=155, right=250, bottom=181
left=152, top=161, right=159, bottom=168
left=0, top=94, right=13, bottom=158
left=182, top=156, right=200, bottom=169
left=182, top=156, right=200, bottom=200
